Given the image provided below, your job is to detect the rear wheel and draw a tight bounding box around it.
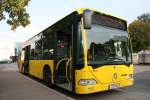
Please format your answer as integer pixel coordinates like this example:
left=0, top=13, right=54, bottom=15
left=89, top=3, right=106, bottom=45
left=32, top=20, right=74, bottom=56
left=43, top=67, right=52, bottom=85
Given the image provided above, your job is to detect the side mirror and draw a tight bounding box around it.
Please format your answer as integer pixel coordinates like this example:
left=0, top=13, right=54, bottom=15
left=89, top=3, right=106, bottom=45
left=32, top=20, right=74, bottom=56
left=83, top=10, right=93, bottom=29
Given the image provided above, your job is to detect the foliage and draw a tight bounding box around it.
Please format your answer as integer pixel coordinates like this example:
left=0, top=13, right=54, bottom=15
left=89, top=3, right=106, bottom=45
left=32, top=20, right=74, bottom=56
left=0, top=0, right=30, bottom=30
left=138, top=13, right=150, bottom=23
left=128, top=13, right=150, bottom=53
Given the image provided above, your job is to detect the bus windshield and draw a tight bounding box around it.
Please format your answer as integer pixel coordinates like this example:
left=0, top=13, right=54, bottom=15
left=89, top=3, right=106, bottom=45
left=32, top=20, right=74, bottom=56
left=85, top=24, right=131, bottom=66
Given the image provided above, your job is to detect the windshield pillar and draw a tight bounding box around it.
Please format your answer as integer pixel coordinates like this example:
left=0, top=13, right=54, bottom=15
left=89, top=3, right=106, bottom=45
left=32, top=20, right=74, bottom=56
left=81, top=19, right=88, bottom=67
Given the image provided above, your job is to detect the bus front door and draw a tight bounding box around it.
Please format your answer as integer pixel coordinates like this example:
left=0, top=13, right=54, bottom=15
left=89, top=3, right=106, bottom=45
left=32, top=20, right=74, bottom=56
left=55, top=32, right=72, bottom=91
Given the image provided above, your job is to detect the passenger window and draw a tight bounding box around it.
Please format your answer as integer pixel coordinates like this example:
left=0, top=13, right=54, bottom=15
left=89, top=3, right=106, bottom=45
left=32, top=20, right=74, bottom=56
left=43, top=28, right=54, bottom=59
left=56, top=26, right=72, bottom=59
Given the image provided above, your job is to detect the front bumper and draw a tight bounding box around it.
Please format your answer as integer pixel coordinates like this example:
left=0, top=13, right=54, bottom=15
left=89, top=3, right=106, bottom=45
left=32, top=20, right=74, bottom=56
left=75, top=79, right=134, bottom=94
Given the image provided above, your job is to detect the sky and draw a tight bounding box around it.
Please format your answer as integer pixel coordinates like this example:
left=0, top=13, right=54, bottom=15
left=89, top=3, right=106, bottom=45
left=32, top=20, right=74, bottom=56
left=0, top=0, right=149, bottom=60
left=0, top=41, right=14, bottom=60
left=0, top=0, right=150, bottom=42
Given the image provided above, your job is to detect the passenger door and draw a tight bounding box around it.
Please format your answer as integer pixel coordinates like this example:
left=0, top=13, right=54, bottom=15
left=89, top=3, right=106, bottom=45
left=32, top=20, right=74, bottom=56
left=55, top=26, right=73, bottom=91
left=24, top=45, right=31, bottom=73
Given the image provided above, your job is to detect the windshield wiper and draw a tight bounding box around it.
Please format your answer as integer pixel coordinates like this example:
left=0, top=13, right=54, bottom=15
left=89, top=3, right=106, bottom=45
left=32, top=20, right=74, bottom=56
left=106, top=56, right=126, bottom=63
left=106, top=56, right=131, bottom=66
left=107, top=57, right=123, bottom=60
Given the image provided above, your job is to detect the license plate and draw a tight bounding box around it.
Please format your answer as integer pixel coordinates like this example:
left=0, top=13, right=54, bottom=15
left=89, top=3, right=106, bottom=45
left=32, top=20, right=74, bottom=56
left=109, top=84, right=120, bottom=89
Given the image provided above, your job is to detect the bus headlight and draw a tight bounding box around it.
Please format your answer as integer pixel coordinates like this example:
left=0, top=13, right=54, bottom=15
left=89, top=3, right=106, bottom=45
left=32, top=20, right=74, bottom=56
left=79, top=79, right=97, bottom=85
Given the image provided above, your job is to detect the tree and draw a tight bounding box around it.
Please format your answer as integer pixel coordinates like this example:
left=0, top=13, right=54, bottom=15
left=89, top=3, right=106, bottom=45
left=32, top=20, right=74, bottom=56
left=0, top=0, right=30, bottom=30
left=138, top=13, right=150, bottom=23
left=128, top=13, right=150, bottom=53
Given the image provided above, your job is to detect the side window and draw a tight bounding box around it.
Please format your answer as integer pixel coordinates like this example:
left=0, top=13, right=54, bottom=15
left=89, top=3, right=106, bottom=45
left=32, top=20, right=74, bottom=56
left=29, top=29, right=54, bottom=60
left=57, top=34, right=69, bottom=58
left=34, top=34, right=43, bottom=59
left=56, top=25, right=72, bottom=59
left=30, top=48, right=35, bottom=59
left=42, top=28, right=54, bottom=59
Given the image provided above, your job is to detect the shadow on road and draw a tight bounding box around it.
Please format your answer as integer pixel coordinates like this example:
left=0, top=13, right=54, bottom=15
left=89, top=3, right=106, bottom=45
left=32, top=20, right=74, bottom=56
left=22, top=72, right=126, bottom=100
left=21, top=70, right=150, bottom=100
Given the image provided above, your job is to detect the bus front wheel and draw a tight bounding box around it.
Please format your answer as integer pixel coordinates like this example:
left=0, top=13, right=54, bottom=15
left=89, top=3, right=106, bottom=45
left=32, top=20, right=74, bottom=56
left=43, top=66, right=51, bottom=85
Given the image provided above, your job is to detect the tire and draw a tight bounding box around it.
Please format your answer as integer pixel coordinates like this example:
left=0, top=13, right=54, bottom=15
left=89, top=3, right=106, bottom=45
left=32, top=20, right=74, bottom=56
left=43, top=67, right=51, bottom=85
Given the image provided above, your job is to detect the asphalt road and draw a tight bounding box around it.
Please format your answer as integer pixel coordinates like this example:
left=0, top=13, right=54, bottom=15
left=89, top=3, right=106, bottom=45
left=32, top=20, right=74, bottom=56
left=0, top=63, right=73, bottom=100
left=0, top=64, right=150, bottom=100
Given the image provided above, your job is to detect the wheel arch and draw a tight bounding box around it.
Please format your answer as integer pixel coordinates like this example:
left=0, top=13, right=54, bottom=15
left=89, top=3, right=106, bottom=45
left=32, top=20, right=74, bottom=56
left=43, top=64, right=51, bottom=73
left=43, top=64, right=52, bottom=79
left=43, top=64, right=54, bottom=85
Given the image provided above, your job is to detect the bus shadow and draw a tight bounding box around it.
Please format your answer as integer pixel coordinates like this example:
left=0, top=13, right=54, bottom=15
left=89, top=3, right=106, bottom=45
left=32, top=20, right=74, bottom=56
left=20, top=72, right=125, bottom=100
left=71, top=90, right=124, bottom=100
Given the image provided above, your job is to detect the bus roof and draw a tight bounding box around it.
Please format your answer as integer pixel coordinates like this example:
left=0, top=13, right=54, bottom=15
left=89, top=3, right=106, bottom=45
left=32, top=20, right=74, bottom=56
left=76, top=8, right=127, bottom=22
left=23, top=8, right=127, bottom=46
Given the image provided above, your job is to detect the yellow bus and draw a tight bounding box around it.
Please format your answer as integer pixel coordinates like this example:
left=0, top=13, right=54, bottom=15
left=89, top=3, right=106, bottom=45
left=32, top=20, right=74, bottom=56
left=18, top=8, right=133, bottom=94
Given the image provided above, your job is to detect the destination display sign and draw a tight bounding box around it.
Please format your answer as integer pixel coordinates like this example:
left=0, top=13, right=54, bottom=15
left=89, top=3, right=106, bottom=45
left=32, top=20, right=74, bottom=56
left=92, top=12, right=127, bottom=31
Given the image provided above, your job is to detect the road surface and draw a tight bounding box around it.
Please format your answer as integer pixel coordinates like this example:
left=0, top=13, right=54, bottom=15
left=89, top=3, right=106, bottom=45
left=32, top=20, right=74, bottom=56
left=0, top=63, right=73, bottom=100
left=0, top=64, right=150, bottom=100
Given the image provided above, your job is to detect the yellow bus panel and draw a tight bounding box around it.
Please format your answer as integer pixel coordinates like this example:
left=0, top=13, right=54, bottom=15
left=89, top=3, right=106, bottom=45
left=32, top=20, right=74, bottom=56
left=75, top=65, right=133, bottom=94
left=29, top=60, right=54, bottom=80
